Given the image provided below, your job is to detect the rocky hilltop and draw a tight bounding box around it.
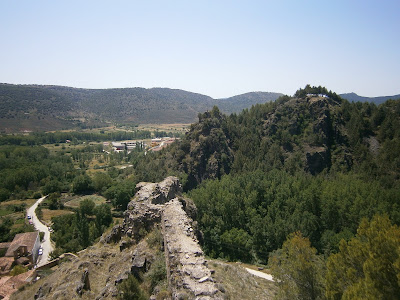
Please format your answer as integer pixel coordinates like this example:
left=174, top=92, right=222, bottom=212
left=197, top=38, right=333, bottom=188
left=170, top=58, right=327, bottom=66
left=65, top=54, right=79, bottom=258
left=165, top=94, right=352, bottom=190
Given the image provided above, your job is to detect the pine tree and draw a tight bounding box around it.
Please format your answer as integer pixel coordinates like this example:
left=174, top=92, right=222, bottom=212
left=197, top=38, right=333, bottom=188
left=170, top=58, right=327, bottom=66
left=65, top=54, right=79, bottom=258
left=269, top=231, right=325, bottom=300
left=326, top=215, right=400, bottom=300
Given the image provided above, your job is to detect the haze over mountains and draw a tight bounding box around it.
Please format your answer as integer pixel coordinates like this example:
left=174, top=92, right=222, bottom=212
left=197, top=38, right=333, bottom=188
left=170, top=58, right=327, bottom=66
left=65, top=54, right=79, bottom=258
left=339, top=92, right=400, bottom=105
left=0, top=83, right=399, bottom=133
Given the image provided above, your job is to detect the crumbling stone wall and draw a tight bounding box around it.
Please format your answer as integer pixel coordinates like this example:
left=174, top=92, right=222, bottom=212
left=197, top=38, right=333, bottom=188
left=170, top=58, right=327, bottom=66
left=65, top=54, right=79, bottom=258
left=162, top=199, right=222, bottom=299
left=105, top=176, right=224, bottom=299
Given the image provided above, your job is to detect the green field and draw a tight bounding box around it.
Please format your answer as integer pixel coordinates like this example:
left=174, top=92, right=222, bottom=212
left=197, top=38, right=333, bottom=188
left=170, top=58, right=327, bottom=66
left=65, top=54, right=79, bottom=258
left=64, top=195, right=107, bottom=209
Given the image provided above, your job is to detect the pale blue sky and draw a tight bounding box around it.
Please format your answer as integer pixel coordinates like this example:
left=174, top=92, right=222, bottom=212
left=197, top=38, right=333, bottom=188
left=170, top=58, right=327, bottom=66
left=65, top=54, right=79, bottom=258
left=1, top=0, right=399, bottom=98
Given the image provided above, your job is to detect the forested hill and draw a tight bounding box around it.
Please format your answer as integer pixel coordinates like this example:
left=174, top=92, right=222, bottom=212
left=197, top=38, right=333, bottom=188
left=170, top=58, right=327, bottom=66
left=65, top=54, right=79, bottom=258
left=149, top=86, right=400, bottom=189
left=340, top=92, right=400, bottom=105
left=216, top=91, right=283, bottom=114
left=133, top=85, right=400, bottom=267
left=0, top=83, right=282, bottom=132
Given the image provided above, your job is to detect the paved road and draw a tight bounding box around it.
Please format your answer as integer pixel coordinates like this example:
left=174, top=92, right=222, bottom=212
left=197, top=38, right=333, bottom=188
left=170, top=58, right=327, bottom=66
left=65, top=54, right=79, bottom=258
left=27, top=196, right=54, bottom=267
left=245, top=268, right=274, bottom=281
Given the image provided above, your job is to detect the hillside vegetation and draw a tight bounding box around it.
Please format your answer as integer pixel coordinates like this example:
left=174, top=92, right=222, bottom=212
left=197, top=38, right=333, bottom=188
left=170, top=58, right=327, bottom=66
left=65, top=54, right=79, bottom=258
left=126, top=86, right=400, bottom=298
left=131, top=85, right=400, bottom=259
left=2, top=85, right=400, bottom=299
left=0, top=83, right=281, bottom=132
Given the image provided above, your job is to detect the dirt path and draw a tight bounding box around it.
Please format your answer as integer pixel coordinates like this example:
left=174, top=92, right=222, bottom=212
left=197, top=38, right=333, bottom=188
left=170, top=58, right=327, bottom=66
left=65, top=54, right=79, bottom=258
left=245, top=268, right=274, bottom=282
left=26, top=196, right=54, bottom=267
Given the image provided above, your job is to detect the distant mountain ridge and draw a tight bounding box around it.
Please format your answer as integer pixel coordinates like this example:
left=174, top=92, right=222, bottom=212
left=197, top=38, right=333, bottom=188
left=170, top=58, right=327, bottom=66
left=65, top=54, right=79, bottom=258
left=217, top=91, right=283, bottom=114
left=1, top=83, right=399, bottom=133
left=340, top=92, right=400, bottom=105
left=0, top=83, right=282, bottom=132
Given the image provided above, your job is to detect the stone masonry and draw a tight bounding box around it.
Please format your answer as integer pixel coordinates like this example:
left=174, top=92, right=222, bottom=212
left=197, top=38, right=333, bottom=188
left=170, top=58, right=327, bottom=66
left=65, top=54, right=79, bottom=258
left=163, top=198, right=222, bottom=299
left=105, top=176, right=224, bottom=299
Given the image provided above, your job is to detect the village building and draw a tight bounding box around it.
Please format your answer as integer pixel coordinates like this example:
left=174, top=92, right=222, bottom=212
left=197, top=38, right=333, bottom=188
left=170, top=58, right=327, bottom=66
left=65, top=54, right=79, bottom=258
left=148, top=137, right=179, bottom=152
left=111, top=142, right=125, bottom=151
left=0, top=232, right=40, bottom=275
left=111, top=140, right=146, bottom=152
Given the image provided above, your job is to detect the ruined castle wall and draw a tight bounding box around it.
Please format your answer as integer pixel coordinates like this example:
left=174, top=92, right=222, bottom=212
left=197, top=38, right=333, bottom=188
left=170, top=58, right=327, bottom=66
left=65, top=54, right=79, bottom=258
left=162, top=199, right=222, bottom=299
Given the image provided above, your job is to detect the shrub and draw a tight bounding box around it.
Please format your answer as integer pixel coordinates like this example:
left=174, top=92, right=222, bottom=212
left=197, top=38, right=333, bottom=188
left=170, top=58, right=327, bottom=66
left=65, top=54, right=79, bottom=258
left=32, top=191, right=42, bottom=199
left=10, top=265, right=28, bottom=276
left=117, top=274, right=148, bottom=300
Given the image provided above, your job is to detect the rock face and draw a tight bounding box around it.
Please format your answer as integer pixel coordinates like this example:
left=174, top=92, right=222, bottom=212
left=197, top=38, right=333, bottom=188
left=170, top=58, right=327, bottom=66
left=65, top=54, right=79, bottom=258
left=262, top=95, right=351, bottom=175
left=123, top=176, right=181, bottom=240
left=305, top=146, right=330, bottom=175
left=76, top=268, right=91, bottom=296
left=105, top=176, right=223, bottom=299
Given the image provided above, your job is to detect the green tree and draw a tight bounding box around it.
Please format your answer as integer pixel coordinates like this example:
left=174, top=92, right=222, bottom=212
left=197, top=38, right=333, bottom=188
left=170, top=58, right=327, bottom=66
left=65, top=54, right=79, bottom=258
left=72, top=174, right=93, bottom=194
left=104, top=182, right=133, bottom=210
left=0, top=188, right=10, bottom=201
left=42, top=179, right=62, bottom=195
left=220, top=227, right=252, bottom=261
left=94, top=203, right=112, bottom=234
left=269, top=231, right=325, bottom=300
left=80, top=198, right=95, bottom=216
left=0, top=217, right=13, bottom=242
left=47, top=192, right=62, bottom=210
left=10, top=265, right=28, bottom=276
left=76, top=210, right=90, bottom=248
left=326, top=214, right=400, bottom=300
left=92, top=171, right=112, bottom=193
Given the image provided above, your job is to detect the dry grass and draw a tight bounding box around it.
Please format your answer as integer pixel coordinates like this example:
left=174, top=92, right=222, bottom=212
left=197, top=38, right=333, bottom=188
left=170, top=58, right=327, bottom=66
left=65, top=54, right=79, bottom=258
left=209, top=259, right=277, bottom=300
left=11, top=233, right=158, bottom=300
left=41, top=209, right=74, bottom=223
left=0, top=198, right=36, bottom=208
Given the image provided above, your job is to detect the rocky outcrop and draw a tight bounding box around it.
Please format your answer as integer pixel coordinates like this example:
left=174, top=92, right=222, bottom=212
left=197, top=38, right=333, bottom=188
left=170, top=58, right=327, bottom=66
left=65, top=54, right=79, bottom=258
left=123, top=176, right=181, bottom=240
left=100, top=224, right=123, bottom=244
left=34, top=283, right=52, bottom=299
left=262, top=95, right=348, bottom=175
left=305, top=146, right=330, bottom=175
left=76, top=268, right=90, bottom=296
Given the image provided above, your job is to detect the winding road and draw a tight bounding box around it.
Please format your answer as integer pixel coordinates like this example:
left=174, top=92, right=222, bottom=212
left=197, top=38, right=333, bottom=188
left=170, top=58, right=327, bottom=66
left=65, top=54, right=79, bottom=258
left=27, top=196, right=54, bottom=267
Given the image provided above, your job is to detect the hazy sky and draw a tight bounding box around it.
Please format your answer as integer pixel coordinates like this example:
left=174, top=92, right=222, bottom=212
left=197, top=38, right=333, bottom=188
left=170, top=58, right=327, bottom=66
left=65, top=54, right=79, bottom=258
left=1, top=0, right=399, bottom=98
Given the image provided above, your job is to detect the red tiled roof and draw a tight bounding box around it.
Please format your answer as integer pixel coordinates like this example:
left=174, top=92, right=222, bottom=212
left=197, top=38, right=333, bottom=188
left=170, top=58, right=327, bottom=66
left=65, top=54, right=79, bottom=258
left=5, top=232, right=38, bottom=257
left=0, top=242, right=11, bottom=249
left=0, top=257, right=14, bottom=271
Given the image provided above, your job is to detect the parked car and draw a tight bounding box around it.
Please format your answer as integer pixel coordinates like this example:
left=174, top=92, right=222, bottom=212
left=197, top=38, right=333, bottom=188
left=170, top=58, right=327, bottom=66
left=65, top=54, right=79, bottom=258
left=29, top=220, right=33, bottom=225
left=27, top=215, right=31, bottom=219
left=38, top=248, right=43, bottom=255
